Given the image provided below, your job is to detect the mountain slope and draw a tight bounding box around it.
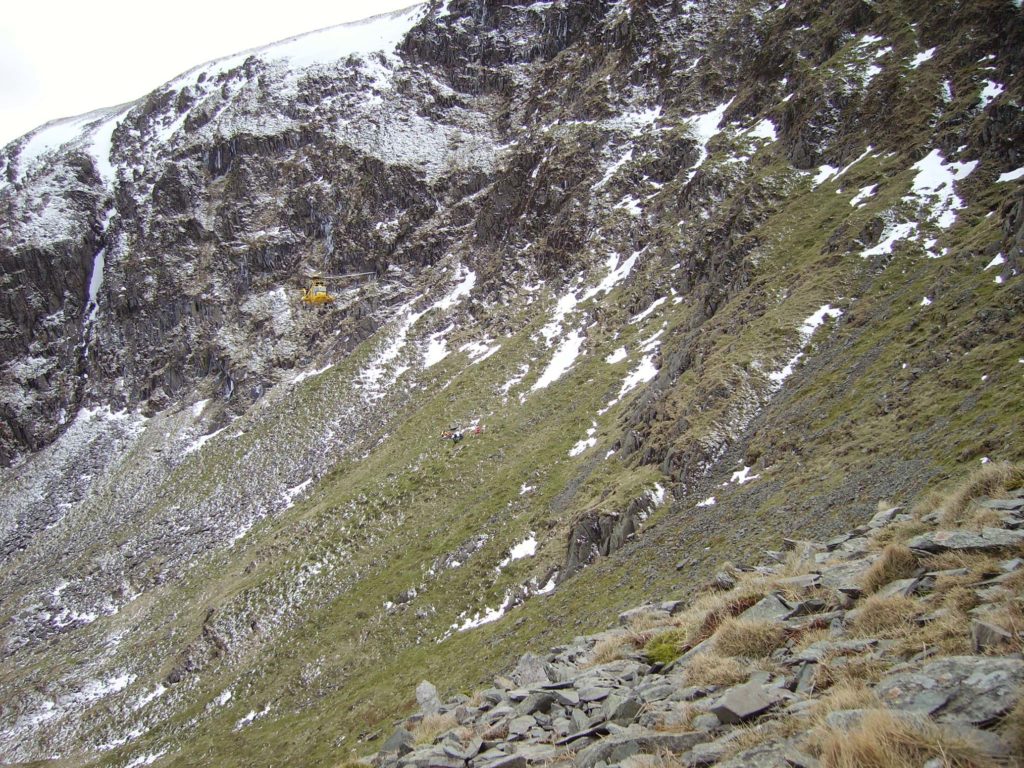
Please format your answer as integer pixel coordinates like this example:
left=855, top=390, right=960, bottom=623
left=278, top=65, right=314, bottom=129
left=0, top=1, right=1021, bottom=766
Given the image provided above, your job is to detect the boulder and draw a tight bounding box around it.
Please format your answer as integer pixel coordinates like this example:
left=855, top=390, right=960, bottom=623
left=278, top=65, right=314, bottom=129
left=709, top=682, right=785, bottom=724
left=737, top=593, right=792, bottom=622
left=511, top=652, right=553, bottom=686
left=381, top=727, right=416, bottom=756
left=416, top=680, right=442, bottom=715
left=874, top=656, right=1024, bottom=726
left=970, top=619, right=1013, bottom=653
left=573, top=729, right=710, bottom=768
left=905, top=528, right=1024, bottom=554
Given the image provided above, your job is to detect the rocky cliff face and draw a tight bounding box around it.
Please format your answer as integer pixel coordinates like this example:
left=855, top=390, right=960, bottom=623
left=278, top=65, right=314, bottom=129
left=0, top=1, right=1021, bottom=766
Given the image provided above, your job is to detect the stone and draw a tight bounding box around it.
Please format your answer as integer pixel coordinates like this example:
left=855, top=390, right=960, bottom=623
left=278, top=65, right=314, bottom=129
left=783, top=597, right=827, bottom=618
left=794, top=662, right=816, bottom=695
left=905, top=527, right=1024, bottom=554
left=550, top=687, right=580, bottom=707
left=874, top=577, right=923, bottom=599
left=604, top=694, right=642, bottom=725
left=399, top=747, right=463, bottom=768
left=874, top=656, right=1024, bottom=726
left=690, top=712, right=720, bottom=731
left=573, top=730, right=710, bottom=768
left=416, top=680, right=442, bottom=715
left=512, top=743, right=560, bottom=764
left=517, top=692, right=555, bottom=715
left=712, top=571, right=736, bottom=591
left=716, top=740, right=818, bottom=768
left=381, top=727, right=416, bottom=756
left=571, top=708, right=591, bottom=733
left=978, top=497, right=1024, bottom=511
left=773, top=573, right=821, bottom=594
left=709, top=683, right=784, bottom=724
left=578, top=686, right=615, bottom=703
left=443, top=737, right=482, bottom=760
left=512, top=652, right=553, bottom=686
left=867, top=506, right=902, bottom=528
left=999, top=557, right=1023, bottom=572
left=970, top=619, right=1013, bottom=653
left=737, top=593, right=792, bottom=622
left=476, top=755, right=527, bottom=768
left=507, top=715, right=538, bottom=738
left=635, top=680, right=675, bottom=703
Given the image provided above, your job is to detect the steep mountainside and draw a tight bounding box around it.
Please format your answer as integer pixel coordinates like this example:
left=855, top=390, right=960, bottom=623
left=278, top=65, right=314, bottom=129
left=0, top=1, right=1021, bottom=766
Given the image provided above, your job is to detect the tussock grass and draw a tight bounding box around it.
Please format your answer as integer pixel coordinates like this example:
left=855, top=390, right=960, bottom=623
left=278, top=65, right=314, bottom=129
left=813, top=708, right=1000, bottom=768
left=870, top=520, right=931, bottom=546
left=680, top=652, right=749, bottom=686
left=814, top=652, right=890, bottom=690
left=712, top=618, right=785, bottom=658
left=411, top=712, right=457, bottom=745
left=936, top=462, right=1024, bottom=528
left=643, top=629, right=688, bottom=665
left=849, top=594, right=920, bottom=638
left=587, top=635, right=632, bottom=666
left=860, top=544, right=919, bottom=594
left=807, top=681, right=881, bottom=719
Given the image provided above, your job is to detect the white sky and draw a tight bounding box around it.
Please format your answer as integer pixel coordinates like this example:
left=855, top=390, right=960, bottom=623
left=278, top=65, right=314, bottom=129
left=0, top=0, right=420, bottom=147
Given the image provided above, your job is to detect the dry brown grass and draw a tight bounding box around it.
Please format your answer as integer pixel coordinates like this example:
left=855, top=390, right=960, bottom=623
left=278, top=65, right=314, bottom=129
left=410, top=712, right=457, bottom=745
left=860, top=544, right=919, bottom=594
left=849, top=594, right=921, bottom=638
left=587, top=634, right=632, bottom=666
left=662, top=583, right=767, bottom=652
left=870, top=519, right=932, bottom=547
left=938, top=462, right=1024, bottom=527
left=1000, top=695, right=1024, bottom=755
left=812, top=708, right=1000, bottom=768
left=681, top=651, right=750, bottom=686
left=814, top=652, right=891, bottom=690
left=713, top=618, right=786, bottom=658
left=807, top=680, right=882, bottom=719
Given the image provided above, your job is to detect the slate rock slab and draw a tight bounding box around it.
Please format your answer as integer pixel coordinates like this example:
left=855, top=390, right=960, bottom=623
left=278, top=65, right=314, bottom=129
left=906, top=528, right=1024, bottom=554
left=573, top=729, right=710, bottom=768
left=710, top=682, right=785, bottom=724
left=874, top=656, right=1024, bottom=726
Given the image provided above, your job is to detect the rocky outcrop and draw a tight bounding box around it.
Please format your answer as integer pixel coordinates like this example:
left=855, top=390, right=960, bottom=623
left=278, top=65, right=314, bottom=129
left=374, top=488, right=1024, bottom=768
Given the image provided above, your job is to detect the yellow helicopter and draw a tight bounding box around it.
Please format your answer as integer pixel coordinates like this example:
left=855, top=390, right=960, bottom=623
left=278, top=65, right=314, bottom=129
left=300, top=272, right=376, bottom=305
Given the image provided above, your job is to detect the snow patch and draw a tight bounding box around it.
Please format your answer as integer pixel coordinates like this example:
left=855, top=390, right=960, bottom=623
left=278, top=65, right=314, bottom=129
left=605, top=347, right=628, bottom=364
left=747, top=118, right=777, bottom=141
left=920, top=296, right=932, bottom=307
left=696, top=496, right=716, bottom=508
left=569, top=423, right=598, bottom=457
left=860, top=220, right=919, bottom=259
left=984, top=254, right=1005, bottom=270
left=630, top=297, right=667, bottom=325
left=849, top=184, right=878, bottom=207
left=531, top=330, right=585, bottom=391
left=683, top=98, right=733, bottom=181
left=729, top=466, right=760, bottom=485
left=906, top=149, right=977, bottom=229
left=979, top=80, right=1005, bottom=109
left=498, top=534, right=537, bottom=569
left=910, top=47, right=936, bottom=68
left=768, top=304, right=843, bottom=386
left=997, top=167, right=1024, bottom=183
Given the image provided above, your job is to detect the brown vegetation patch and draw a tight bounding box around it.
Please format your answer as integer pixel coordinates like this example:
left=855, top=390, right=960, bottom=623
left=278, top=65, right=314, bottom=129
left=712, top=618, right=786, bottom=659
left=812, top=708, right=1000, bottom=768
left=860, top=544, right=919, bottom=594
